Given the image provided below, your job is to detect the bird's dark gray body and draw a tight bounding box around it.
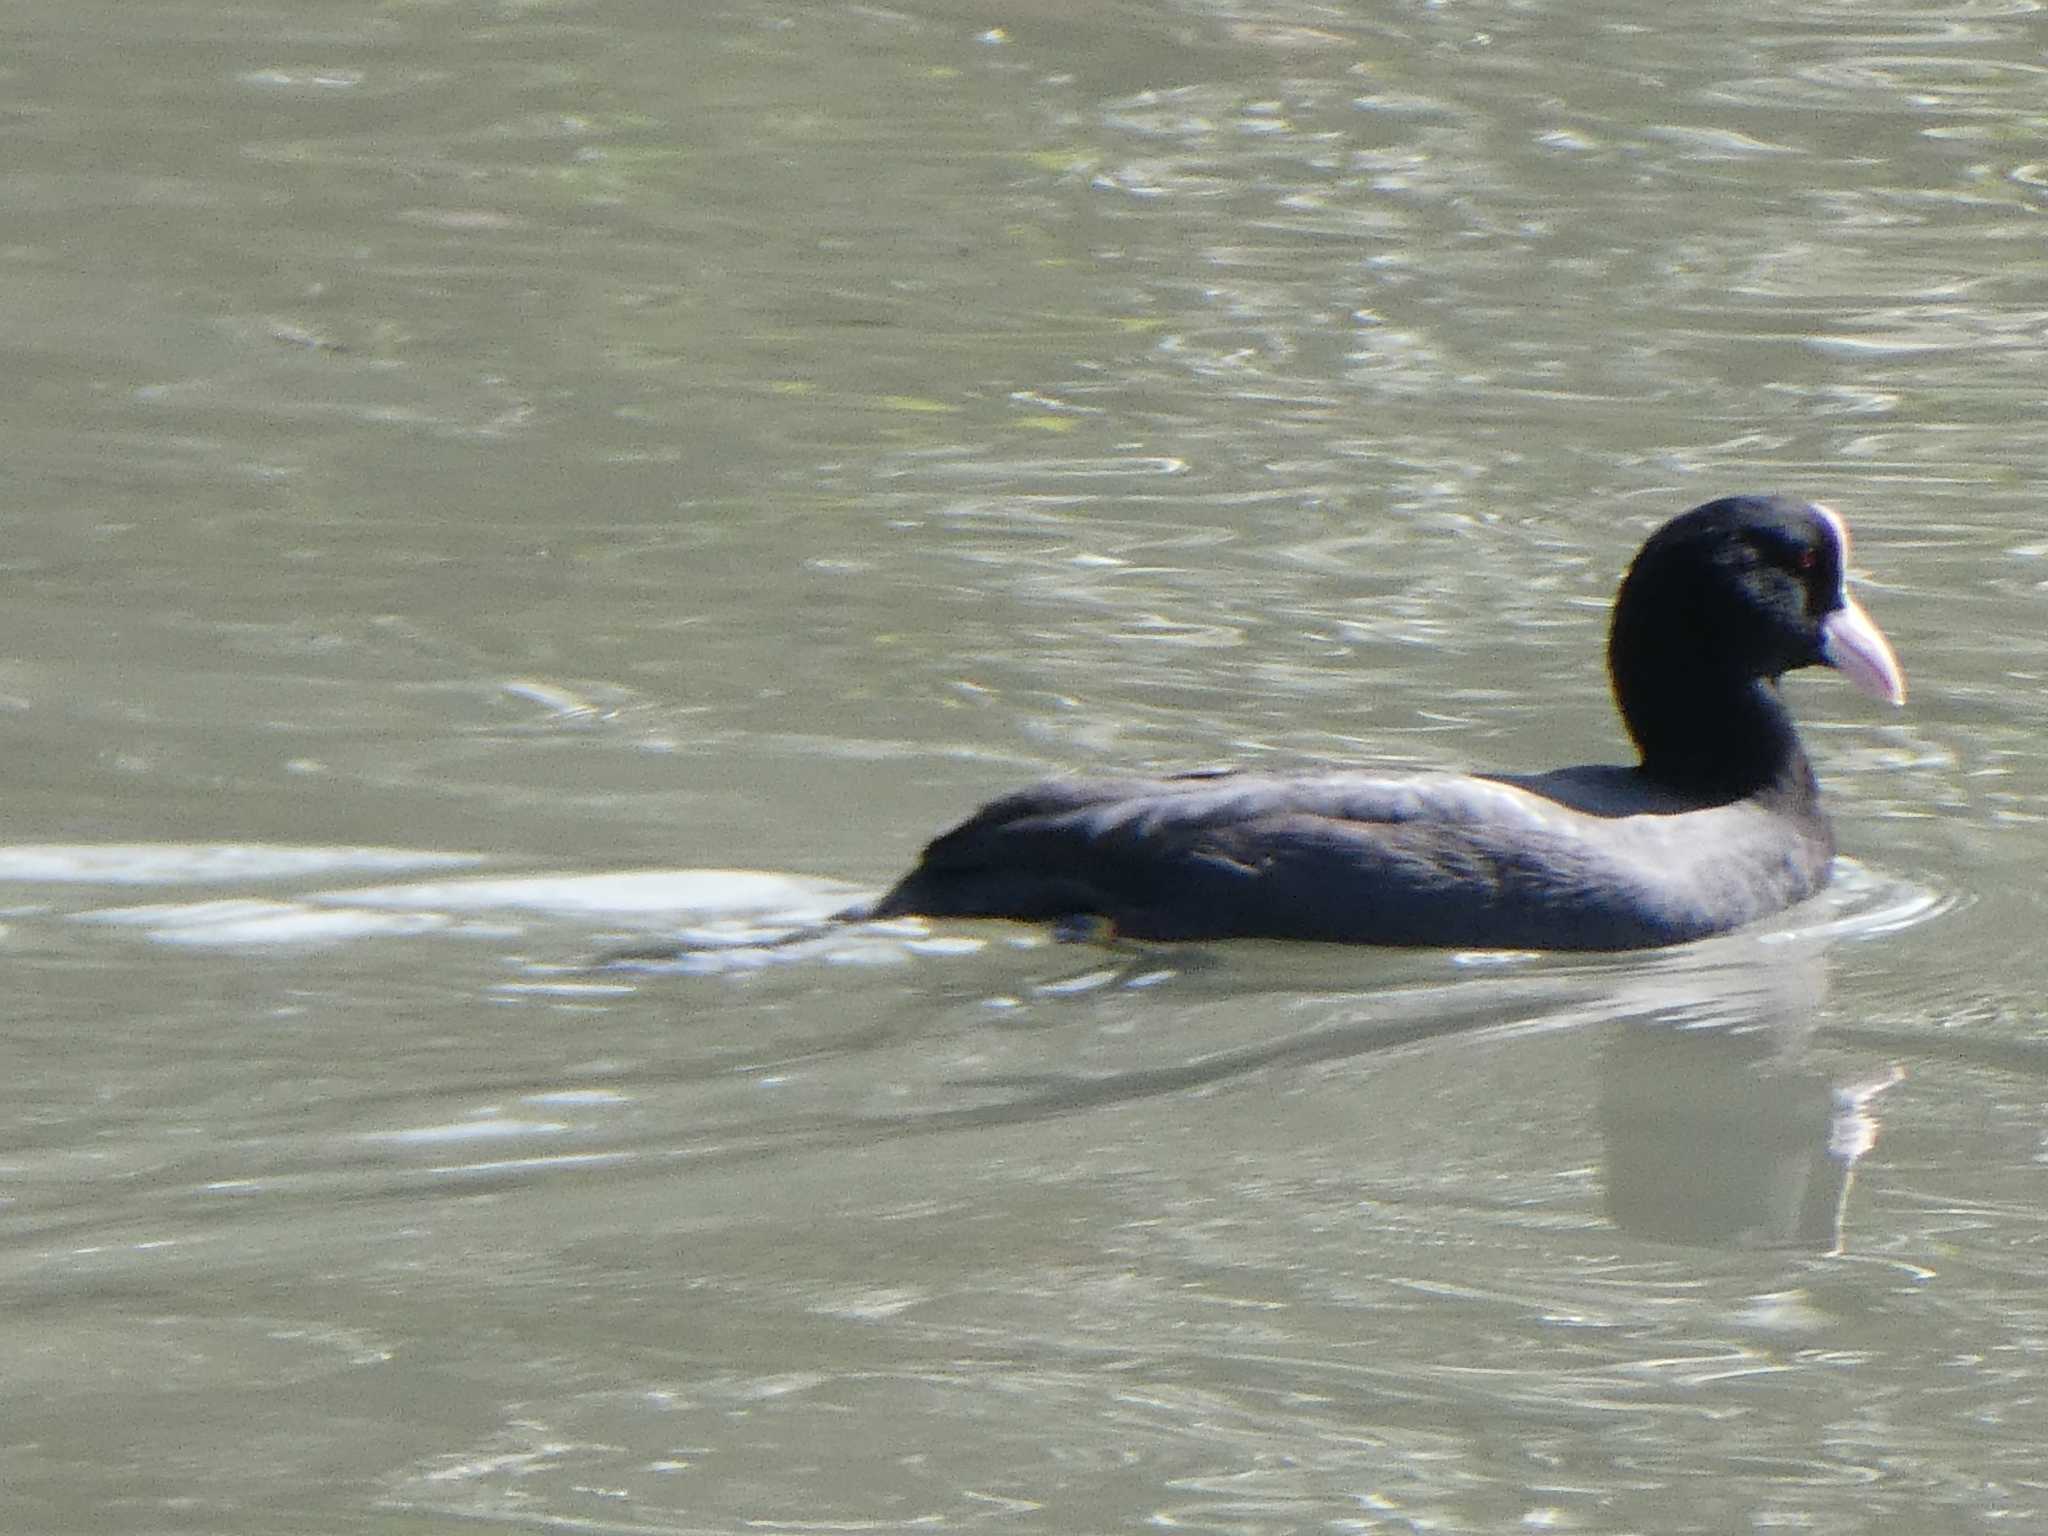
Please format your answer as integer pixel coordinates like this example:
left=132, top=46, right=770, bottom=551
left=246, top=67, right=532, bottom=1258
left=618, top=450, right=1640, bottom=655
left=868, top=763, right=1834, bottom=949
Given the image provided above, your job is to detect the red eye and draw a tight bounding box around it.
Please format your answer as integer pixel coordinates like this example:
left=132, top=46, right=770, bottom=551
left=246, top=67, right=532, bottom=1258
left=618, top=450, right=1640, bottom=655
left=1794, top=548, right=1817, bottom=572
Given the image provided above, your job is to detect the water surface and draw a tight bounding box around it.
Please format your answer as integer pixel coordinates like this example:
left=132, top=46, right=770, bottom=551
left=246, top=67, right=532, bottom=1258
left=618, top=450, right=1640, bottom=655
left=5, top=0, right=2047, bottom=1530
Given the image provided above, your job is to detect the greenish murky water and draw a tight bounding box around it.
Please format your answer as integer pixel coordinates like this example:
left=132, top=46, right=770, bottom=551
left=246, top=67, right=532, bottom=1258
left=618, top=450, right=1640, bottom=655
left=5, top=1, right=2046, bottom=1530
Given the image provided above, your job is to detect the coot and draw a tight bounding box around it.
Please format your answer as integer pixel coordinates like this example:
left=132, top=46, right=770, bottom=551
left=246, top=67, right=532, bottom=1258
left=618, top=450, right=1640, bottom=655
left=865, top=495, right=1905, bottom=949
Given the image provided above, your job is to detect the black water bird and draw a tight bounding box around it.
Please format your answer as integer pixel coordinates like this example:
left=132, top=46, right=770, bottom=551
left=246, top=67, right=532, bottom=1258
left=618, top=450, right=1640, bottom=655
left=863, top=495, right=1906, bottom=950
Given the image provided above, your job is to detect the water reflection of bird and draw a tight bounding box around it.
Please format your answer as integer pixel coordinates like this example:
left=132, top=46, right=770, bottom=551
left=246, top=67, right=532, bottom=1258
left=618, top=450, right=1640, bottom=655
left=1600, top=1020, right=1901, bottom=1252
left=864, top=495, right=1905, bottom=950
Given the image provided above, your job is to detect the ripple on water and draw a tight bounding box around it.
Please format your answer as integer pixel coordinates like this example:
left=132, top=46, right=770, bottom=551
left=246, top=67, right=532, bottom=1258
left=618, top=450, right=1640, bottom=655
left=59, top=865, right=873, bottom=952
left=0, top=842, right=483, bottom=885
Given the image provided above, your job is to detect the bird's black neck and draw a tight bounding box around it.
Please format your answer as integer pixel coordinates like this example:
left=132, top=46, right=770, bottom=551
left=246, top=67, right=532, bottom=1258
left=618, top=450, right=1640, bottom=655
left=1612, top=661, right=1818, bottom=806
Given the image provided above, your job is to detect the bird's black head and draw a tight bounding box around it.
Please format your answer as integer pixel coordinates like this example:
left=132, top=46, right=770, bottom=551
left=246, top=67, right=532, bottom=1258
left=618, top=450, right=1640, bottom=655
left=1608, top=494, right=1904, bottom=797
